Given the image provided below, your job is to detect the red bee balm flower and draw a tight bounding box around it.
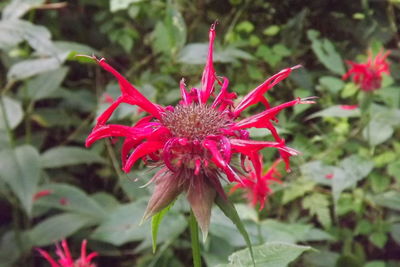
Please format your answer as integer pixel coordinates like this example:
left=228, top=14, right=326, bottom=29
left=85, top=24, right=314, bottom=236
left=231, top=157, right=282, bottom=211
left=37, top=239, right=98, bottom=267
left=343, top=50, right=390, bottom=91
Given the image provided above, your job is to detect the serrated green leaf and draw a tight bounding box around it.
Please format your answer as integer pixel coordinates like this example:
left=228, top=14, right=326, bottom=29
left=282, top=178, right=315, bottom=204
left=215, top=195, right=255, bottom=266
left=40, top=146, right=105, bottom=168
left=302, top=193, right=331, bottom=228
left=217, top=242, right=313, bottom=267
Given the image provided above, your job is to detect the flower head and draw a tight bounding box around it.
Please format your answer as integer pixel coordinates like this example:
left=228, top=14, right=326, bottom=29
left=37, top=239, right=98, bottom=267
left=342, top=50, right=390, bottom=91
left=230, top=156, right=282, bottom=210
left=85, top=23, right=314, bottom=237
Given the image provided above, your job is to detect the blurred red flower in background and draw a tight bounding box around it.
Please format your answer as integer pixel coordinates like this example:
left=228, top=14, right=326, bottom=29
left=37, top=239, right=97, bottom=267
left=85, top=23, right=314, bottom=236
left=230, top=157, right=282, bottom=210
left=343, top=50, right=390, bottom=91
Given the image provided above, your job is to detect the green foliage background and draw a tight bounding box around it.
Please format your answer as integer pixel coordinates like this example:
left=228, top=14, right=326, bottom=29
left=0, top=0, right=399, bottom=266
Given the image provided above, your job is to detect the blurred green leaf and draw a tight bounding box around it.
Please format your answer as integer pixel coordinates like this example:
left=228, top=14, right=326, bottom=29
left=26, top=67, right=68, bottom=101
left=302, top=193, right=331, bottom=228
left=319, top=76, right=344, bottom=93
left=40, top=146, right=105, bottom=168
left=0, top=96, right=24, bottom=130
left=0, top=145, right=40, bottom=216
left=2, top=0, right=45, bottom=20
left=0, top=19, right=57, bottom=55
left=372, top=191, right=400, bottom=211
left=34, top=183, right=107, bottom=219
left=282, top=178, right=315, bottom=204
left=307, top=105, right=360, bottom=119
left=110, top=0, right=143, bottom=12
left=307, top=30, right=345, bottom=75
left=263, top=25, right=280, bottom=36
left=216, top=242, right=313, bottom=267
left=390, top=223, right=400, bottom=245
left=215, top=195, right=254, bottom=264
left=8, top=53, right=69, bottom=80
left=29, top=213, right=94, bottom=246
left=153, top=5, right=186, bottom=56
left=369, top=232, right=388, bottom=249
left=91, top=200, right=148, bottom=245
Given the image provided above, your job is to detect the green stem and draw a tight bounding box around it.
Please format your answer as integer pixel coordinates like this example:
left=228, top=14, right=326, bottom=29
left=189, top=209, right=202, bottom=267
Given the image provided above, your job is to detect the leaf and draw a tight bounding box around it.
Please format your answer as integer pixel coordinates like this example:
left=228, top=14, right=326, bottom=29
left=307, top=29, right=345, bottom=75
left=282, top=178, right=315, bottom=204
left=135, top=209, right=187, bottom=252
left=8, top=53, right=69, bottom=80
left=0, top=96, right=24, bottom=130
left=34, top=183, right=107, bottom=220
left=307, top=105, right=360, bottom=119
left=0, top=19, right=57, bottom=55
left=2, top=0, right=45, bottom=20
left=26, top=67, right=68, bottom=101
left=40, top=146, right=105, bottom=168
left=29, top=213, right=94, bottom=246
left=319, top=76, right=344, bottom=93
left=260, top=220, right=333, bottom=243
left=217, top=242, right=313, bottom=267
left=363, top=106, right=399, bottom=146
left=372, top=191, right=400, bottom=211
left=152, top=5, right=186, bottom=56
left=110, top=0, right=143, bottom=12
left=390, top=223, right=400, bottom=245
left=0, top=145, right=40, bottom=216
left=0, top=231, right=32, bottom=266
left=215, top=195, right=255, bottom=266
left=91, top=200, right=148, bottom=245
left=302, top=193, right=331, bottom=228
left=152, top=201, right=174, bottom=253
left=332, top=155, right=373, bottom=203
left=369, top=232, right=388, bottom=249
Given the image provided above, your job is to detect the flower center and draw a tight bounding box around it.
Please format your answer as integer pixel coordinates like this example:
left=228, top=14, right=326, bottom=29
left=162, top=104, right=230, bottom=140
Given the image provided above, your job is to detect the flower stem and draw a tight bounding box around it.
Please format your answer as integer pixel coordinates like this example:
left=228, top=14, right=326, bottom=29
left=189, top=209, right=202, bottom=267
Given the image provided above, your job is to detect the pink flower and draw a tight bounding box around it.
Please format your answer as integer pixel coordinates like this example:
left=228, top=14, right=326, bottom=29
left=325, top=173, right=334, bottom=179
left=37, top=239, right=98, bottom=267
left=85, top=23, right=314, bottom=236
left=342, top=50, right=390, bottom=91
left=340, top=105, right=358, bottom=110
left=230, top=157, right=282, bottom=210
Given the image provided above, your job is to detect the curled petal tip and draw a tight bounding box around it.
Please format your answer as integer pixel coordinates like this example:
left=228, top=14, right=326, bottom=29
left=300, top=96, right=318, bottom=104
left=291, top=64, right=303, bottom=70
